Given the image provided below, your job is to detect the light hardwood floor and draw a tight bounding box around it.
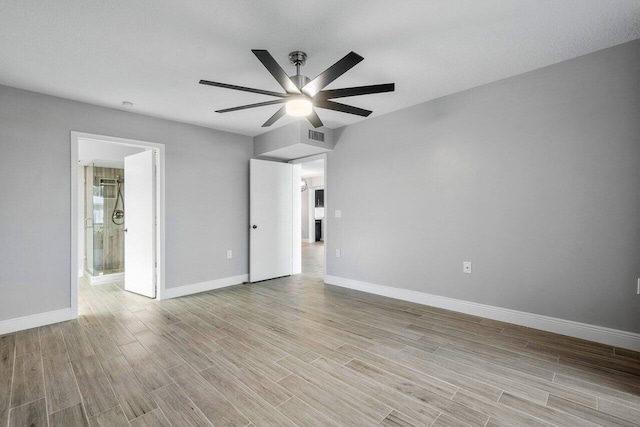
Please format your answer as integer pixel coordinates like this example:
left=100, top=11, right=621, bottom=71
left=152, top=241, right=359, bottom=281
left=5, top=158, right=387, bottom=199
left=2, top=242, right=639, bottom=426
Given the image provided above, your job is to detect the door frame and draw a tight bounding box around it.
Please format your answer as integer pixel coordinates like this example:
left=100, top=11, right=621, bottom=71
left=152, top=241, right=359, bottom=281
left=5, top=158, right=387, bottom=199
left=290, top=153, right=328, bottom=279
left=70, top=131, right=166, bottom=318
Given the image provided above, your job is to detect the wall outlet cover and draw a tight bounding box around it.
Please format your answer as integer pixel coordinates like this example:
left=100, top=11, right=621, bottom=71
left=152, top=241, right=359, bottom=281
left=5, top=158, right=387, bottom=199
left=227, top=250, right=232, bottom=259
left=463, top=261, right=472, bottom=274
left=335, top=210, right=342, bottom=218
left=336, top=249, right=341, bottom=258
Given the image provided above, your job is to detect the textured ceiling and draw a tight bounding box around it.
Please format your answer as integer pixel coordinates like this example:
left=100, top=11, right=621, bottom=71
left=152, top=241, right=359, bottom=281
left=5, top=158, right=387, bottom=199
left=1, top=1, right=639, bottom=137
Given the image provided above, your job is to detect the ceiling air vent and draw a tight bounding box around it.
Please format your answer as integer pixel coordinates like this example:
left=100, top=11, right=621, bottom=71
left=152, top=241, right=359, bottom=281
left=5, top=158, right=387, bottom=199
left=308, top=129, right=325, bottom=142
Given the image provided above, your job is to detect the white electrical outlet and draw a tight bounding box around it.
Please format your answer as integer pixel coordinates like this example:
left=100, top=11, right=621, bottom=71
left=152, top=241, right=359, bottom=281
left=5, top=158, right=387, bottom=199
left=335, top=210, right=342, bottom=218
left=227, top=250, right=232, bottom=259
left=463, top=261, right=472, bottom=274
left=336, top=249, right=341, bottom=258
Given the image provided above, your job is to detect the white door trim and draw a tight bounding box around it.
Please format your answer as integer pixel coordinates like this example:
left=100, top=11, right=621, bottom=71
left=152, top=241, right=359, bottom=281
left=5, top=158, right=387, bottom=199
left=70, top=131, right=166, bottom=319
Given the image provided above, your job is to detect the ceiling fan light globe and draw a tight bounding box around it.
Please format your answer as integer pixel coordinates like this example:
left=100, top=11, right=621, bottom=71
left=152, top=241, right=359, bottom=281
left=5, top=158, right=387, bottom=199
left=286, top=98, right=313, bottom=117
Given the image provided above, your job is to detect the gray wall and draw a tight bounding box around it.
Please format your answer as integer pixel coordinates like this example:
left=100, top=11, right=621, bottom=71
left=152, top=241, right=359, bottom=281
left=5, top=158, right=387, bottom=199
left=0, top=86, right=252, bottom=321
left=327, top=39, right=640, bottom=333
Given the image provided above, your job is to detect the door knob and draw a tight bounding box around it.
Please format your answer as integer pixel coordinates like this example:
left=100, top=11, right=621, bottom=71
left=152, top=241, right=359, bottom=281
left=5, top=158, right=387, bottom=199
left=252, top=225, right=257, bottom=229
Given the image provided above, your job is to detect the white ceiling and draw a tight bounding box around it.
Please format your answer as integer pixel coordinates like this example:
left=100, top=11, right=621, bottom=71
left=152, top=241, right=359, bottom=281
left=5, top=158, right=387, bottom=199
left=259, top=144, right=332, bottom=161
left=301, top=159, right=325, bottom=178
left=1, top=1, right=639, bottom=137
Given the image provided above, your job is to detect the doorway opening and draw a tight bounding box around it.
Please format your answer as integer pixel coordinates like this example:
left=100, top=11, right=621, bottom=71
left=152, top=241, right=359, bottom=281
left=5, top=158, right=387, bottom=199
left=299, top=158, right=325, bottom=277
left=248, top=153, right=327, bottom=283
left=70, top=132, right=166, bottom=318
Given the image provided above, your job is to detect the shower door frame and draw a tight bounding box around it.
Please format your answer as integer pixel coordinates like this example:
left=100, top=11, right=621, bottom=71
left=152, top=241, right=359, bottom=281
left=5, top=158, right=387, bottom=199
left=70, top=131, right=166, bottom=318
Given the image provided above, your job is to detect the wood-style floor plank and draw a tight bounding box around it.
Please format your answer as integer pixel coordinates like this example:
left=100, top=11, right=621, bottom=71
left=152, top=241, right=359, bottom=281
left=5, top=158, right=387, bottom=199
left=14, top=330, right=40, bottom=357
left=344, top=358, right=489, bottom=427
left=278, top=373, right=376, bottom=427
left=38, top=324, right=66, bottom=357
left=0, top=335, right=15, bottom=371
left=100, top=355, right=157, bottom=420
left=42, top=352, right=82, bottom=414
left=83, top=325, right=122, bottom=363
left=379, top=409, right=419, bottom=427
left=598, top=398, right=640, bottom=425
left=277, top=355, right=391, bottom=422
left=208, top=349, right=292, bottom=407
left=119, top=341, right=172, bottom=391
left=199, top=365, right=295, bottom=427
left=89, top=405, right=129, bottom=427
left=48, top=403, right=89, bottom=427
left=133, top=330, right=185, bottom=370
left=100, top=318, right=137, bottom=347
left=0, top=369, right=12, bottom=427
left=276, top=396, right=343, bottom=427
left=150, top=383, right=212, bottom=427
left=8, top=398, right=47, bottom=427
left=166, top=363, right=249, bottom=427
left=70, top=355, right=118, bottom=418
left=10, top=352, right=44, bottom=408
left=129, top=409, right=172, bottom=427
left=498, top=392, right=600, bottom=427
left=547, top=394, right=636, bottom=427
left=60, top=322, right=94, bottom=361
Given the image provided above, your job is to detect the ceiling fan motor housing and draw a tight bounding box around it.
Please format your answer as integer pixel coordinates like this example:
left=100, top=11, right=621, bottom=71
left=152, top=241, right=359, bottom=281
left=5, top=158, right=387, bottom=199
left=289, top=51, right=310, bottom=89
left=288, top=51, right=307, bottom=66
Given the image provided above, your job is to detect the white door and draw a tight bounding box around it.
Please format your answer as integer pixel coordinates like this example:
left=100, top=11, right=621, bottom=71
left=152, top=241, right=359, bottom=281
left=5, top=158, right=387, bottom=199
left=250, top=159, right=293, bottom=282
left=124, top=150, right=156, bottom=297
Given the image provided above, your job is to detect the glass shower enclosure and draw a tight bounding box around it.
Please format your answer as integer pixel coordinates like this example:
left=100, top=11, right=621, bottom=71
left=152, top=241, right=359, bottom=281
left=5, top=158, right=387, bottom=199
left=84, top=164, right=125, bottom=277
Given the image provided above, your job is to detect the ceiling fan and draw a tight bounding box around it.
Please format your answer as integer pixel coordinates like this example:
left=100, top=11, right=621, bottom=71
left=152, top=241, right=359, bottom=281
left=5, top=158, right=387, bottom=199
left=199, top=50, right=395, bottom=128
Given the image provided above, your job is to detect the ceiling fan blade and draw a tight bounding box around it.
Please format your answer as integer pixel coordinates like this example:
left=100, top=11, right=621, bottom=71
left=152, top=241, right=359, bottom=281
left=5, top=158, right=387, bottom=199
left=199, top=80, right=288, bottom=98
left=306, top=109, right=323, bottom=128
left=314, top=83, right=395, bottom=100
left=302, top=51, right=364, bottom=97
left=262, top=106, right=287, bottom=127
left=216, top=99, right=287, bottom=113
left=252, top=50, right=301, bottom=95
left=314, top=100, right=372, bottom=117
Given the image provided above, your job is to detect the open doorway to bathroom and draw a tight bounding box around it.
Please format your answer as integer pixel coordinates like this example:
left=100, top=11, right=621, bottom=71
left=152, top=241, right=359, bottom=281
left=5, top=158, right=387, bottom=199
left=71, top=132, right=165, bottom=318
left=80, top=147, right=142, bottom=285
left=298, top=156, right=325, bottom=278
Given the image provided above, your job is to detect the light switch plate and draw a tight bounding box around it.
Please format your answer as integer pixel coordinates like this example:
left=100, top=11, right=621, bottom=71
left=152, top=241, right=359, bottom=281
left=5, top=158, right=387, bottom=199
left=336, top=249, right=341, bottom=258
left=463, top=261, right=472, bottom=274
left=335, top=210, right=342, bottom=218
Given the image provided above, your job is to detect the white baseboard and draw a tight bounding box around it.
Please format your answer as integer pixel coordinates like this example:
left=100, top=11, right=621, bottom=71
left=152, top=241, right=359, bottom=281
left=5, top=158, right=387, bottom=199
left=84, top=271, right=124, bottom=286
left=324, top=275, right=640, bottom=351
left=0, top=308, right=74, bottom=336
left=163, top=274, right=248, bottom=299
